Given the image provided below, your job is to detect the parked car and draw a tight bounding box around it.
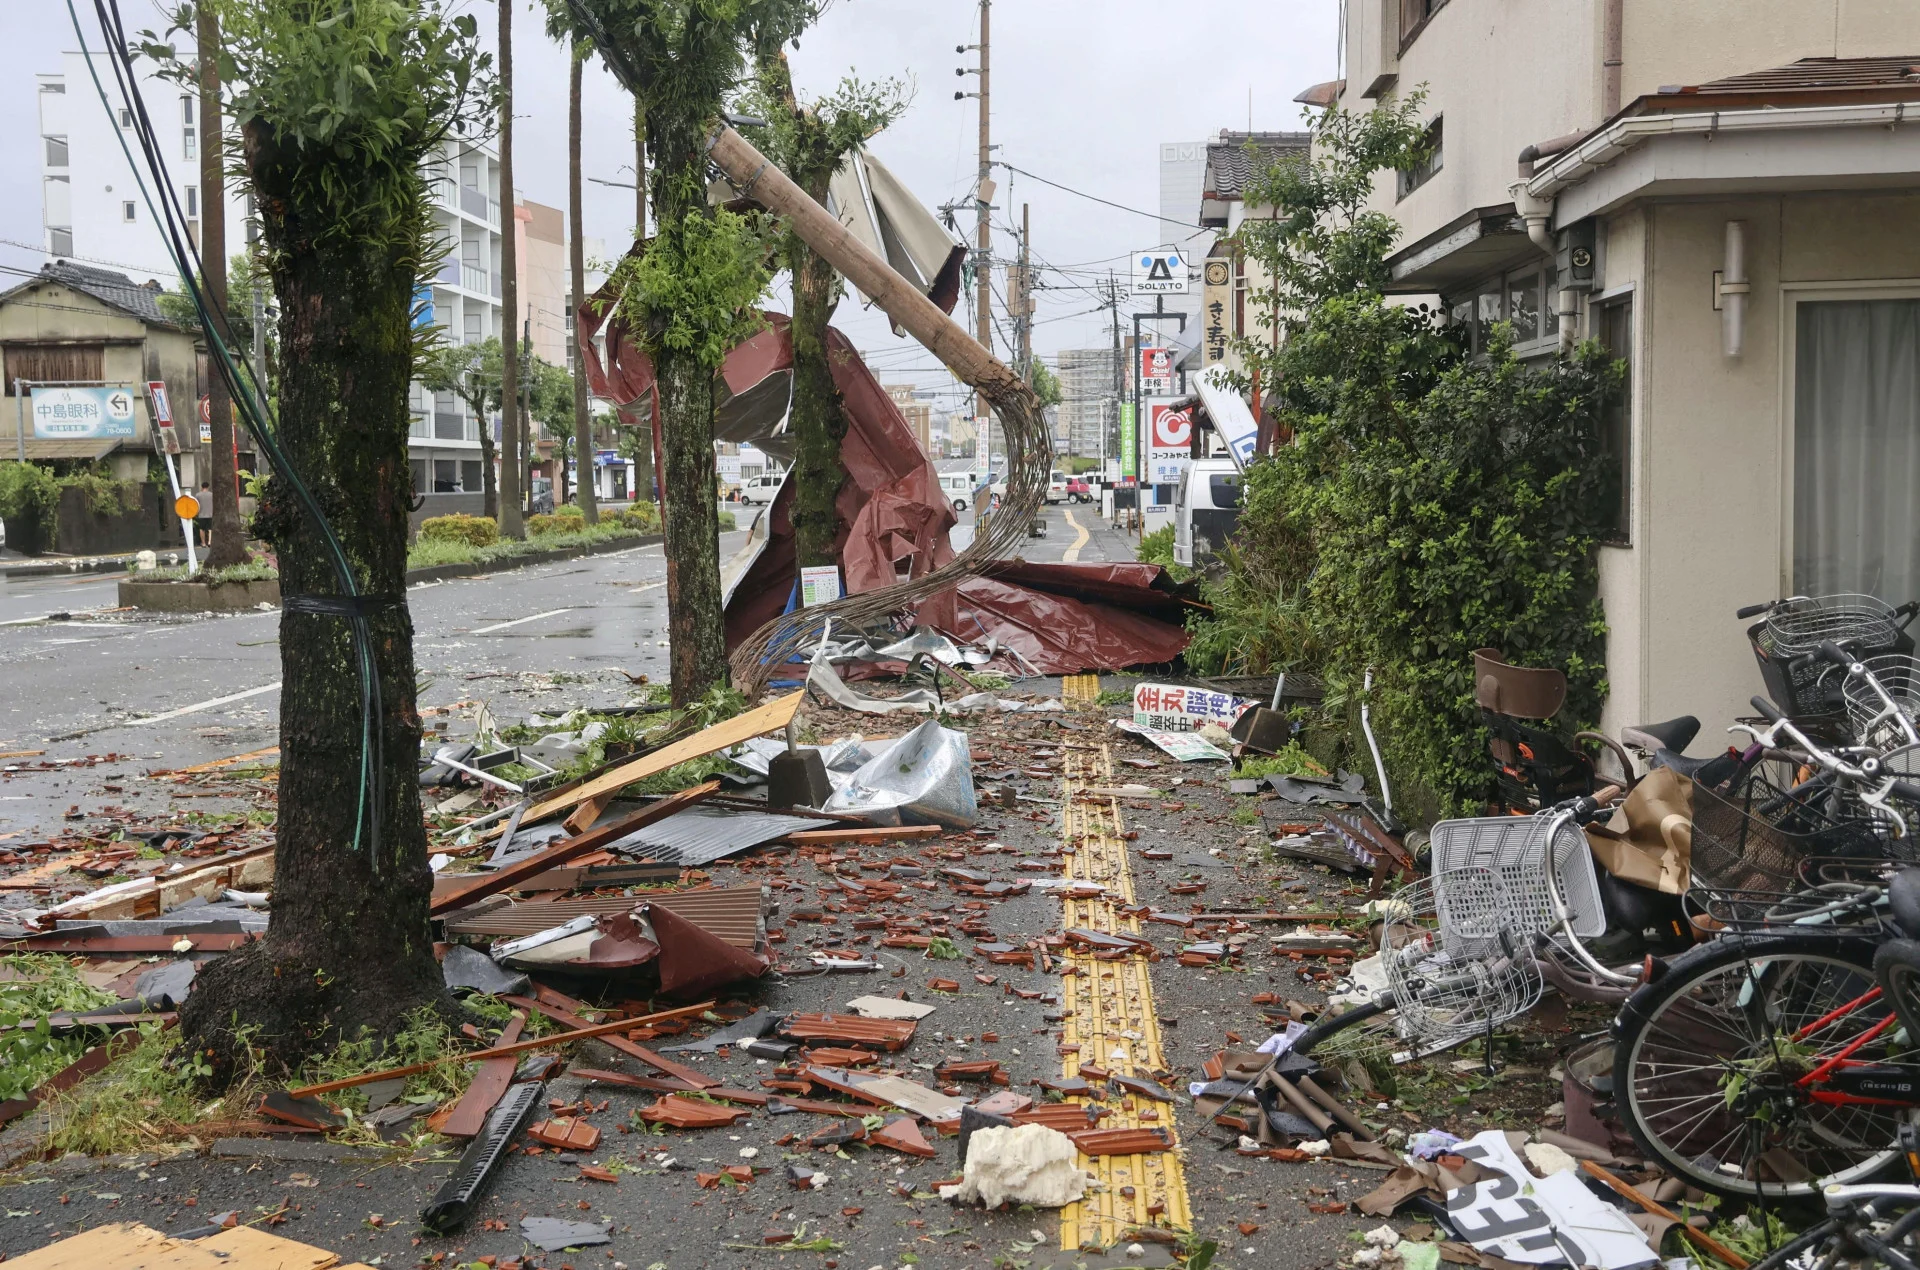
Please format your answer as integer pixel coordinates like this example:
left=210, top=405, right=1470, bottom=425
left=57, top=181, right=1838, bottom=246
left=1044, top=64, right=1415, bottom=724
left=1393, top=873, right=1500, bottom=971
left=1064, top=478, right=1094, bottom=503
left=939, top=471, right=974, bottom=511
left=741, top=472, right=786, bottom=504
left=1045, top=471, right=1070, bottom=504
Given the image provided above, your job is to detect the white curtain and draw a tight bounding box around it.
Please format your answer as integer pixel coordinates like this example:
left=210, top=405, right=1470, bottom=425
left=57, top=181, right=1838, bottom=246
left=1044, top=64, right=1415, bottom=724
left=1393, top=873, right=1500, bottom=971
left=1794, top=299, right=1920, bottom=601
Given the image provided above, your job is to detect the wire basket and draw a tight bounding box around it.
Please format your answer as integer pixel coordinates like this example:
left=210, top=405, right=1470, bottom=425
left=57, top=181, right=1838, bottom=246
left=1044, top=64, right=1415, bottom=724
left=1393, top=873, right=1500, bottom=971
left=1841, top=655, right=1920, bottom=775
left=1381, top=867, right=1544, bottom=1060
left=1749, top=594, right=1913, bottom=717
left=1428, top=812, right=1606, bottom=940
left=1688, top=773, right=1890, bottom=894
left=1683, top=881, right=1896, bottom=934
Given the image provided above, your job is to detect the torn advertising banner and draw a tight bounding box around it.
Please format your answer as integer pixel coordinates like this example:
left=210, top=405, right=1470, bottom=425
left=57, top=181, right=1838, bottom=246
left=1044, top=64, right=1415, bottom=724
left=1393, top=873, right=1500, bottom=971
left=1131, top=682, right=1253, bottom=733
left=1445, top=1130, right=1657, bottom=1270
left=1115, top=719, right=1230, bottom=762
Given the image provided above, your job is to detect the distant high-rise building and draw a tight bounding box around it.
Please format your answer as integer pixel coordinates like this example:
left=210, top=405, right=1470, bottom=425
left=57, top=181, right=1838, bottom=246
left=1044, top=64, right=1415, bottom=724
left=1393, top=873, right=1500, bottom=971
left=1157, top=142, right=1213, bottom=341
left=1056, top=348, right=1119, bottom=460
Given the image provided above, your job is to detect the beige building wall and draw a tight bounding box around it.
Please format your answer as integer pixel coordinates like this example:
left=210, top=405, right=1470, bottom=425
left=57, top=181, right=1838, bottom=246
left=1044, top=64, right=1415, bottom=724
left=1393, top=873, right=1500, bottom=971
left=520, top=200, right=570, bottom=370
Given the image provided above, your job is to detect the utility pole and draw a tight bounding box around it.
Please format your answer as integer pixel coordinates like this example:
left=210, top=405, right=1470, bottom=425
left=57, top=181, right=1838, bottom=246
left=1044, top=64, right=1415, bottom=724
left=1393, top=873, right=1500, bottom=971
left=496, top=0, right=523, bottom=538
left=196, top=4, right=246, bottom=569
left=522, top=315, right=535, bottom=517
left=957, top=1, right=991, bottom=469
left=1107, top=270, right=1123, bottom=477
left=569, top=41, right=598, bottom=523
left=1014, top=201, right=1031, bottom=381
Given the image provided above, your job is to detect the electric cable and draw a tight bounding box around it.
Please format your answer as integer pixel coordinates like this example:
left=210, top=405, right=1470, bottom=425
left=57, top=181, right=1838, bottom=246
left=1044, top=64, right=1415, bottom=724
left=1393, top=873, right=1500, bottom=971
left=69, top=0, right=386, bottom=865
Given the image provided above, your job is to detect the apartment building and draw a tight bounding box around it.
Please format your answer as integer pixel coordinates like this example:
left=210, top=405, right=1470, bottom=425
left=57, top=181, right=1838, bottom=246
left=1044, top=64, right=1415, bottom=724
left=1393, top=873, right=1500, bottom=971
left=37, top=54, right=521, bottom=520
left=1313, top=0, right=1920, bottom=742
left=1056, top=347, right=1120, bottom=460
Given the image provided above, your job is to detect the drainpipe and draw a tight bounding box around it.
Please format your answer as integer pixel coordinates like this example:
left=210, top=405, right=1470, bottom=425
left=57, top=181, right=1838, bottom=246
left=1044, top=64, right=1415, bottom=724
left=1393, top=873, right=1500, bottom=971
left=1721, top=220, right=1748, bottom=359
left=1603, top=0, right=1624, bottom=117
left=1514, top=132, right=1590, bottom=354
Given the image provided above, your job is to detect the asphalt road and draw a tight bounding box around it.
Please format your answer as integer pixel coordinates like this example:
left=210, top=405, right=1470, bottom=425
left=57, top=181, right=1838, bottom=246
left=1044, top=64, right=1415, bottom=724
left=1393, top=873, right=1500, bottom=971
left=0, top=503, right=1139, bottom=846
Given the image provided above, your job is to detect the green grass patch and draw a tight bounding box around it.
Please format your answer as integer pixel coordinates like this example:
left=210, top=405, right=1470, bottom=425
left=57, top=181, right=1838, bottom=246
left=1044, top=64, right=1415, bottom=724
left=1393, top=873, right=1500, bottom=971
left=0, top=956, right=120, bottom=1103
left=1234, top=743, right=1327, bottom=781
left=406, top=521, right=651, bottom=573
left=135, top=559, right=280, bottom=585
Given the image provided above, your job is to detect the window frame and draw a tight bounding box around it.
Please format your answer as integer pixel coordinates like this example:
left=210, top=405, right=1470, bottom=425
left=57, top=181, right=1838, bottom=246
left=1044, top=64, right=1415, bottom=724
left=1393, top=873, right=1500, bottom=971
left=1778, top=278, right=1920, bottom=597
left=1396, top=117, right=1443, bottom=201
left=1444, top=262, right=1563, bottom=361
left=1594, top=291, right=1634, bottom=547
left=1398, top=0, right=1451, bottom=54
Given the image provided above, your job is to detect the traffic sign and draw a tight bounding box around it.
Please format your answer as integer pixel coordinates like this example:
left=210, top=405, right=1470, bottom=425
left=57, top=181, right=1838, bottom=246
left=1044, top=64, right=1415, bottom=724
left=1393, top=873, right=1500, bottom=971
left=1132, top=249, right=1188, bottom=295
left=174, top=493, right=201, bottom=520
left=147, top=381, right=173, bottom=426
left=29, top=386, right=137, bottom=439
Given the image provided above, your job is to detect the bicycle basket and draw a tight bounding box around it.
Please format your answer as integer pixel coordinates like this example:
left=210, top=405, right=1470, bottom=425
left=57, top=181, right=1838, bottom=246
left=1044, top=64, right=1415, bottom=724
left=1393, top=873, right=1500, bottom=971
left=1749, top=594, right=1913, bottom=717
left=1688, top=774, right=1888, bottom=893
left=1429, top=812, right=1605, bottom=939
left=1381, top=866, right=1544, bottom=1060
left=1841, top=655, right=1920, bottom=774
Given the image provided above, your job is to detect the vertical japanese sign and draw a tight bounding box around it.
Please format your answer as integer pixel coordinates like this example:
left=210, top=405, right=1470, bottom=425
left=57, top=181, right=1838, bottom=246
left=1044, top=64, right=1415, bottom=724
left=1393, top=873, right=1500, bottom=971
left=1118, top=402, right=1136, bottom=479
left=1203, top=258, right=1232, bottom=365
left=1139, top=346, right=1173, bottom=394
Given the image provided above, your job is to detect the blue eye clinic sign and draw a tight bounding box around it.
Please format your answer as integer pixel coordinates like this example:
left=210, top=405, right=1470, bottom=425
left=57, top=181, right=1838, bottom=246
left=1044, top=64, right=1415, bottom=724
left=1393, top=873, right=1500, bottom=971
left=30, top=386, right=138, bottom=439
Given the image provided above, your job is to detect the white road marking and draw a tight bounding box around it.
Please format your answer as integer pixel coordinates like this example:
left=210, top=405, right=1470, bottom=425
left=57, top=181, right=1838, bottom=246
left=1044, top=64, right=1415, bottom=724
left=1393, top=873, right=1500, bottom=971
left=47, top=680, right=283, bottom=741
left=470, top=607, right=575, bottom=635
left=1061, top=510, right=1091, bottom=563
left=628, top=582, right=666, bottom=594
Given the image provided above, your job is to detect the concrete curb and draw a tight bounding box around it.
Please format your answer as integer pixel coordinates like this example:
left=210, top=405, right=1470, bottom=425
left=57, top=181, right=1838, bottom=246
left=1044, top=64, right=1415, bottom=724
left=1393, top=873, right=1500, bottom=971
left=404, top=532, right=663, bottom=584
left=2, top=554, right=140, bottom=579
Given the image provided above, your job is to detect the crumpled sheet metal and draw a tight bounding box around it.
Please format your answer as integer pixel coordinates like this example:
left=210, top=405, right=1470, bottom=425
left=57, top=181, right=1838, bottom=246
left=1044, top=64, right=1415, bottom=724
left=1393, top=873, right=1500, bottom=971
left=821, top=718, right=977, bottom=828
left=646, top=901, right=770, bottom=999
left=984, top=560, right=1202, bottom=624
left=914, top=575, right=1189, bottom=675
left=804, top=656, right=1063, bottom=717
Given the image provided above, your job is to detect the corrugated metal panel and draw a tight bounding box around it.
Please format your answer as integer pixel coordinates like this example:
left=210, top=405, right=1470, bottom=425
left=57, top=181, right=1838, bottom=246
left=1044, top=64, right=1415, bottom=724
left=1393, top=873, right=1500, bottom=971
left=609, top=805, right=822, bottom=867
left=442, top=884, right=765, bottom=949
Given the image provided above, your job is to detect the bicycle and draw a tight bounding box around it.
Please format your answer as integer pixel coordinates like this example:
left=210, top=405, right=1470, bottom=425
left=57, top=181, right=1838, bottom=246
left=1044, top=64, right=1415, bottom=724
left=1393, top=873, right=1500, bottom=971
left=1747, top=1177, right=1920, bottom=1270
left=1613, top=646, right=1920, bottom=1199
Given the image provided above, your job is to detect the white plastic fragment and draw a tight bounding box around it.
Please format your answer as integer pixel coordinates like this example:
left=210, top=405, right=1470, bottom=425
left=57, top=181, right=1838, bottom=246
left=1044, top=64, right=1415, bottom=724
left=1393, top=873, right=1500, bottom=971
left=938, top=1124, right=1089, bottom=1209
left=1299, top=1139, right=1331, bottom=1157
left=1365, top=1225, right=1402, bottom=1248
left=1522, top=1141, right=1578, bottom=1177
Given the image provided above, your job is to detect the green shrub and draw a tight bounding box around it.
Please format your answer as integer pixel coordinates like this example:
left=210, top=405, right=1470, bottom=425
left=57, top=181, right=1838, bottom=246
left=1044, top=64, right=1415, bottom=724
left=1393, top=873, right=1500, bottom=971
left=717, top=509, right=737, bottom=532
left=59, top=471, right=141, bottom=518
left=419, top=512, right=499, bottom=547
left=526, top=512, right=564, bottom=536
left=0, top=462, right=59, bottom=541
left=407, top=536, right=478, bottom=569
left=1136, top=525, right=1175, bottom=569
left=553, top=504, right=586, bottom=524
left=616, top=501, right=661, bottom=532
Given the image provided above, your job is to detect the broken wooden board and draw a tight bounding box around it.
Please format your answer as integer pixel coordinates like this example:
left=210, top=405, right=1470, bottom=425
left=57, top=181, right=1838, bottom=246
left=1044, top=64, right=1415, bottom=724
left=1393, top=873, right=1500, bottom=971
left=510, top=691, right=805, bottom=828
left=34, top=847, right=275, bottom=922
left=429, top=782, right=718, bottom=917
left=3, top=1221, right=344, bottom=1270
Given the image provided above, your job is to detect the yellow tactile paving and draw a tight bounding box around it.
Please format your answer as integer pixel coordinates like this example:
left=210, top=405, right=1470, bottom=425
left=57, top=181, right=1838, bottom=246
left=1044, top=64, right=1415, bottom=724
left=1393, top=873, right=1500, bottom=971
left=1056, top=744, right=1193, bottom=1253
left=1061, top=673, right=1101, bottom=707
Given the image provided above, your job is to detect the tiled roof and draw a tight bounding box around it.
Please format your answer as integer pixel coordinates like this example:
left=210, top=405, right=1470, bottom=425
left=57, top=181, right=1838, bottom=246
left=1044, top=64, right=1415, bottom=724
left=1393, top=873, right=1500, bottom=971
left=3, top=260, right=182, bottom=328
left=1636, top=56, right=1920, bottom=112
left=1203, top=131, right=1312, bottom=201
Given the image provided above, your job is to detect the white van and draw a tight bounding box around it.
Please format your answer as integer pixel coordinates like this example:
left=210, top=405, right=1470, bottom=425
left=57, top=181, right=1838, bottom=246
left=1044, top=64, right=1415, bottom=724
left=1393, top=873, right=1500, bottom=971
left=1173, top=459, right=1244, bottom=567
left=938, top=472, right=975, bottom=511
left=1045, top=471, right=1069, bottom=504
left=741, top=472, right=786, bottom=504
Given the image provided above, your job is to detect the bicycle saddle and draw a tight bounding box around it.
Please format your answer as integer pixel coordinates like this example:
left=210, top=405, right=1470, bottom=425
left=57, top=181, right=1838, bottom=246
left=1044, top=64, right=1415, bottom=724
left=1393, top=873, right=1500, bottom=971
left=1621, top=716, right=1701, bottom=755
left=1892, top=869, right=1920, bottom=939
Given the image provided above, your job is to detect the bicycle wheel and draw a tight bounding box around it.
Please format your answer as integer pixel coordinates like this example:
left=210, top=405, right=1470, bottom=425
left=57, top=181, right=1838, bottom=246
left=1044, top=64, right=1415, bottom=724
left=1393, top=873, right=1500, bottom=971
left=1615, top=933, right=1919, bottom=1198
left=1747, top=1219, right=1845, bottom=1270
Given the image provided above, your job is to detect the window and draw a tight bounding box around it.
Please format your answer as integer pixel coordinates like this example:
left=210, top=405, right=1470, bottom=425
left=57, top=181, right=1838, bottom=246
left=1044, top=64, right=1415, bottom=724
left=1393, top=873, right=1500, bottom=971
left=3, top=342, right=105, bottom=392
left=117, top=107, right=132, bottom=129
left=181, top=96, right=195, bottom=161
left=1596, top=297, right=1632, bottom=544
left=1399, top=0, right=1448, bottom=45
left=44, top=137, right=67, bottom=167
left=185, top=187, right=198, bottom=217
left=1396, top=118, right=1442, bottom=200
left=462, top=312, right=482, bottom=344
left=121, top=201, right=137, bottom=223
left=41, top=83, right=65, bottom=94
left=48, top=228, right=72, bottom=256
left=433, top=459, right=460, bottom=493
left=410, top=459, right=430, bottom=495
left=1793, top=297, right=1920, bottom=599
left=1507, top=271, right=1542, bottom=344
left=461, top=460, right=483, bottom=492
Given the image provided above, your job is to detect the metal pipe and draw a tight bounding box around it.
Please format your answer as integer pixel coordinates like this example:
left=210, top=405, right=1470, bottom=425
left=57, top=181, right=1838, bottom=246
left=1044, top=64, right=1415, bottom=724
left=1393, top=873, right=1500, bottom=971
left=1602, top=0, right=1623, bottom=117
left=1722, top=219, right=1748, bottom=359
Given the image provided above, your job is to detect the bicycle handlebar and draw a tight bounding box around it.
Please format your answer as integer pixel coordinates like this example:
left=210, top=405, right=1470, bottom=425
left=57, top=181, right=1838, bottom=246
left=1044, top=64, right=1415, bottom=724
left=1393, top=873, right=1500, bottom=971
left=1751, top=695, right=1785, bottom=723
left=1736, top=601, right=1775, bottom=620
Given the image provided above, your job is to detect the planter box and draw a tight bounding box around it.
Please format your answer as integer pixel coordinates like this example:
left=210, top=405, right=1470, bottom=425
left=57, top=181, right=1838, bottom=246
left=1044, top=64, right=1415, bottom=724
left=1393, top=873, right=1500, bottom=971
left=118, top=578, right=282, bottom=613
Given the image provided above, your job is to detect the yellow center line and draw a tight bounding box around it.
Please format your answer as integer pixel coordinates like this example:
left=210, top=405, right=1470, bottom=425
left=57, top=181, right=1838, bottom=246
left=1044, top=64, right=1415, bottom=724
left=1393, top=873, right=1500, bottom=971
left=1061, top=509, right=1092, bottom=562
left=1057, top=744, right=1193, bottom=1253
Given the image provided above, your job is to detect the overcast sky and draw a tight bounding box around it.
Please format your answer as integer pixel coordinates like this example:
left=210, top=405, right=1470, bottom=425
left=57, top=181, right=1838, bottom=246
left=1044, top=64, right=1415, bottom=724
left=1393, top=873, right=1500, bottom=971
left=5, top=0, right=1340, bottom=411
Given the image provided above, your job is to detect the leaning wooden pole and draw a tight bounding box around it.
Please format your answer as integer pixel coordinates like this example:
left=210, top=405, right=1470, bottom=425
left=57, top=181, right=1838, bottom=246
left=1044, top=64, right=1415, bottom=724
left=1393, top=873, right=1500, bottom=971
left=704, top=125, right=1052, bottom=692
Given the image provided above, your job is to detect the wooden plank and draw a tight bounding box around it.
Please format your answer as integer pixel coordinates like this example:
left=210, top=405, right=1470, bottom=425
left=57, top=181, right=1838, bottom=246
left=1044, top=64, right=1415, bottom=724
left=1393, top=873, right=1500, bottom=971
left=198, top=1226, right=340, bottom=1269
left=563, top=791, right=613, bottom=836
left=0, top=854, right=84, bottom=891
left=151, top=745, right=280, bottom=777
left=1578, top=1160, right=1750, bottom=1269
left=428, top=782, right=718, bottom=917
left=437, top=1012, right=527, bottom=1139
left=284, top=999, right=714, bottom=1099
left=513, top=691, right=805, bottom=826
left=3, top=1222, right=228, bottom=1270
left=503, top=994, right=718, bottom=1090
left=0, top=934, right=256, bottom=954
left=786, top=825, right=945, bottom=846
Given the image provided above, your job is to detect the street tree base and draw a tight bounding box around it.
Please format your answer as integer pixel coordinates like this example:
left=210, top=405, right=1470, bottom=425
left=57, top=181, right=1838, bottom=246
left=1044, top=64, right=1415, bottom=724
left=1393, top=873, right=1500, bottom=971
left=178, top=936, right=453, bottom=1084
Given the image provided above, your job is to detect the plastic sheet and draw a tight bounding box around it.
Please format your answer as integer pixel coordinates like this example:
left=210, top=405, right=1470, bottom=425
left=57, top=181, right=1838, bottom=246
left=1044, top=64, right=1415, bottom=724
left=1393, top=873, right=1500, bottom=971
left=822, top=718, right=977, bottom=828
left=915, top=575, right=1189, bottom=675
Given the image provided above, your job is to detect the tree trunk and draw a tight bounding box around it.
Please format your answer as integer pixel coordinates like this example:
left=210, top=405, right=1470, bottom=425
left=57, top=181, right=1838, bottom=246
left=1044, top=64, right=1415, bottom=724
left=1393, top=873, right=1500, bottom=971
left=179, top=189, right=440, bottom=1078
left=496, top=0, right=522, bottom=538
left=787, top=238, right=846, bottom=567
left=649, top=116, right=728, bottom=706
left=569, top=45, right=597, bottom=525
left=197, top=6, right=249, bottom=571
left=477, top=393, right=498, bottom=520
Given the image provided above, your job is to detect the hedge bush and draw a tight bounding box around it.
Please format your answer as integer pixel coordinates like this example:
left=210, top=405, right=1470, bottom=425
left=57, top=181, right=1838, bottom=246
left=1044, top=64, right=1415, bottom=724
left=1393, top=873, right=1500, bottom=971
left=419, top=513, right=499, bottom=547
